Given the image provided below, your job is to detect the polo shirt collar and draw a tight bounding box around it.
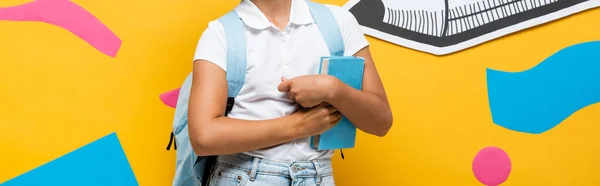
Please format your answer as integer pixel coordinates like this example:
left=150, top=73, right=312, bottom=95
left=235, top=0, right=315, bottom=30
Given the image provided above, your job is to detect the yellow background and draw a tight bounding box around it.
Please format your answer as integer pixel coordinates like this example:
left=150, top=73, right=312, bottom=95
left=1, top=0, right=599, bottom=185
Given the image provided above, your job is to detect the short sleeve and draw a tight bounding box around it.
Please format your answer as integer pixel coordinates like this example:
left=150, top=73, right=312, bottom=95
left=193, top=20, right=227, bottom=71
left=326, top=5, right=370, bottom=56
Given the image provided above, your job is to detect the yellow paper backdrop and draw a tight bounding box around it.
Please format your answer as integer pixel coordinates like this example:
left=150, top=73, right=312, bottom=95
left=1, top=0, right=599, bottom=185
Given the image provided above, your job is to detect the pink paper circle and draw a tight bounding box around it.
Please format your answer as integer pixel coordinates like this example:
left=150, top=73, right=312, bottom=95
left=472, top=146, right=512, bottom=186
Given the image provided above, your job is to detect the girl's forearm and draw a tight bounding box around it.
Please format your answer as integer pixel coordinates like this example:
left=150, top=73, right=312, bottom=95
left=188, top=115, right=305, bottom=156
left=327, top=81, right=393, bottom=137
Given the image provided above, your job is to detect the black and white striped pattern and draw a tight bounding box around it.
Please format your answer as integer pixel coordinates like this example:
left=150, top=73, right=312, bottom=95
left=384, top=9, right=446, bottom=37
left=383, top=0, right=563, bottom=37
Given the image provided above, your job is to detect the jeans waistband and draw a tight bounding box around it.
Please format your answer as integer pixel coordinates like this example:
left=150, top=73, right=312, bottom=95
left=215, top=153, right=333, bottom=180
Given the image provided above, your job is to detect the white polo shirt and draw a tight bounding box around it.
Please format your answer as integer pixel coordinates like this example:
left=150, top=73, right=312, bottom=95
left=193, top=0, right=369, bottom=161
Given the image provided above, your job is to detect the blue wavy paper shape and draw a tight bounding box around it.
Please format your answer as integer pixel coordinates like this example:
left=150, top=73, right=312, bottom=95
left=486, top=41, right=600, bottom=134
left=1, top=132, right=138, bottom=186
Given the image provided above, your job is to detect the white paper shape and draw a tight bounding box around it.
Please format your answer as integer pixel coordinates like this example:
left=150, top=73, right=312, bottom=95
left=343, top=0, right=600, bottom=55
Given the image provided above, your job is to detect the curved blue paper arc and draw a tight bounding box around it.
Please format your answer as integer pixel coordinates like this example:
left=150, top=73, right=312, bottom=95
left=1, top=132, right=138, bottom=186
left=486, top=41, right=600, bottom=134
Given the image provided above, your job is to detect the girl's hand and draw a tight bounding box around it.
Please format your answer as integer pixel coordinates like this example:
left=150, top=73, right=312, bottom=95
left=277, top=75, right=339, bottom=108
left=291, top=103, right=342, bottom=137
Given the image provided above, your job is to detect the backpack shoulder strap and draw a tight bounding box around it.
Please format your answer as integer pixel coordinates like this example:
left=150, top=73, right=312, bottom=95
left=170, top=10, right=247, bottom=139
left=305, top=1, right=345, bottom=56
left=219, top=10, right=247, bottom=98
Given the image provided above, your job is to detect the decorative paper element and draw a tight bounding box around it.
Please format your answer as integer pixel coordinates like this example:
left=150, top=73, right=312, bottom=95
left=1, top=132, right=138, bottom=186
left=343, top=0, right=600, bottom=55
left=0, top=0, right=122, bottom=57
left=486, top=41, right=600, bottom=134
left=159, top=88, right=181, bottom=108
left=472, top=146, right=511, bottom=186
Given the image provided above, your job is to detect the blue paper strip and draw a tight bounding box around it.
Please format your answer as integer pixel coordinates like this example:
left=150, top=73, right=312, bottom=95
left=2, top=132, right=138, bottom=186
left=486, top=41, right=600, bottom=134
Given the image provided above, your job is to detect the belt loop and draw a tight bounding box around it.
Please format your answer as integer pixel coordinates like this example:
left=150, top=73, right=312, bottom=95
left=313, top=160, right=321, bottom=186
left=249, top=157, right=259, bottom=181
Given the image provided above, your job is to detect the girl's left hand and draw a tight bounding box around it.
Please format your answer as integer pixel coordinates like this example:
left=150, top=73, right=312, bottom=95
left=277, top=75, right=339, bottom=108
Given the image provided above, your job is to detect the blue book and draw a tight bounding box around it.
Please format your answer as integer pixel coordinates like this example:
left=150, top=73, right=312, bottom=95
left=310, top=56, right=365, bottom=150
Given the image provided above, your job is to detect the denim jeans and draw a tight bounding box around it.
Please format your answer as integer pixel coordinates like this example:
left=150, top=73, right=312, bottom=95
left=207, top=153, right=335, bottom=186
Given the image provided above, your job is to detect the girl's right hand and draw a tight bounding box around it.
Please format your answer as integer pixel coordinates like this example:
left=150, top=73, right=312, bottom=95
left=292, top=103, right=343, bottom=137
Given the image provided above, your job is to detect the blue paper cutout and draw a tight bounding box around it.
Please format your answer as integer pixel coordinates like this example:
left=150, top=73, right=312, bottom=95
left=1, top=132, right=138, bottom=186
left=486, top=41, right=600, bottom=134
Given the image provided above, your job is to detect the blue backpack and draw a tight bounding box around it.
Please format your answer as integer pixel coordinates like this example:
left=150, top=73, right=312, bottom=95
left=166, top=1, right=346, bottom=185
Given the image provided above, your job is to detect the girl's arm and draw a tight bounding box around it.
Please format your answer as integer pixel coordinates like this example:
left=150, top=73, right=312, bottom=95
left=187, top=60, right=301, bottom=156
left=187, top=60, right=340, bottom=156
left=326, top=46, right=393, bottom=137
